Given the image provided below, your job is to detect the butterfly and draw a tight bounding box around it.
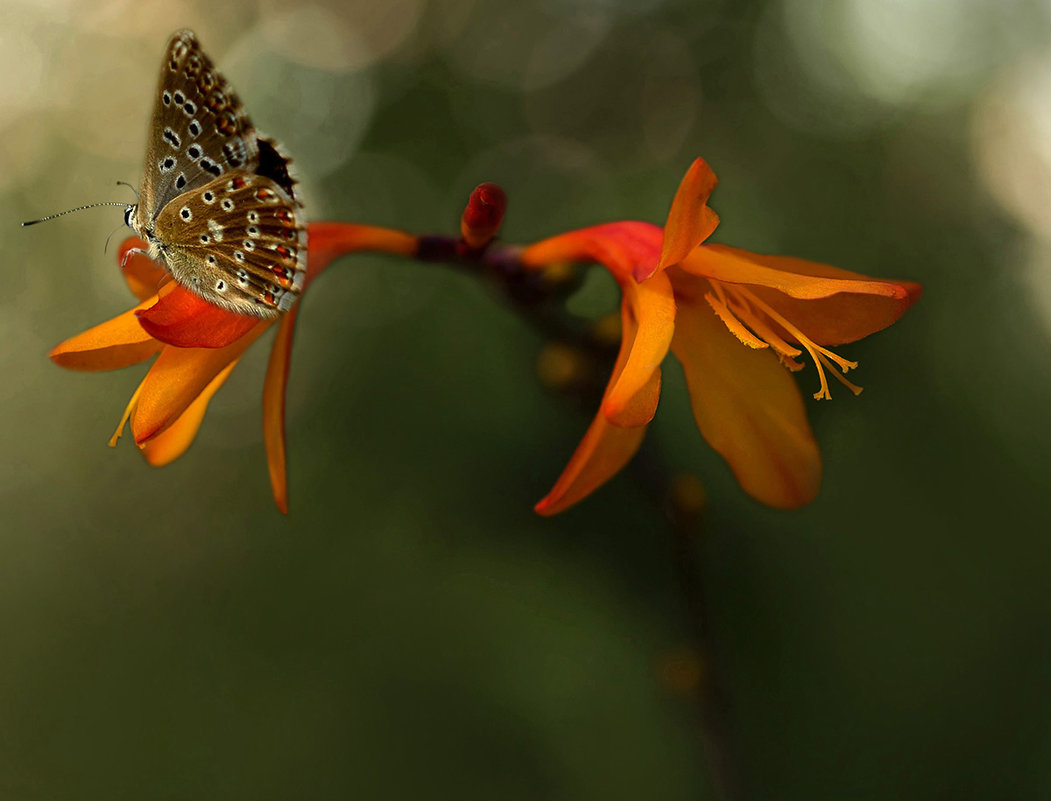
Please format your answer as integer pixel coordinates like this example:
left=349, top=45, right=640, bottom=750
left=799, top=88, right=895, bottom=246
left=125, top=29, right=307, bottom=317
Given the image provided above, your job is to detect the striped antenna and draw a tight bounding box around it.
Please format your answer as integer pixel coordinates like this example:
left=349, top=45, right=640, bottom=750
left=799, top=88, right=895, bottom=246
left=22, top=201, right=130, bottom=227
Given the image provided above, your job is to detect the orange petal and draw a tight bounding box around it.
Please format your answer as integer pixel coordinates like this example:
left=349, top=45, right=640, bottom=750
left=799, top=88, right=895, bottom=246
left=671, top=271, right=821, bottom=508
left=520, top=221, right=664, bottom=282
left=644, top=157, right=720, bottom=281
left=138, top=359, right=240, bottom=466
left=131, top=321, right=270, bottom=444
left=534, top=401, right=651, bottom=517
left=680, top=244, right=920, bottom=344
left=262, top=304, right=300, bottom=514
left=602, top=271, right=674, bottom=427
left=136, top=285, right=259, bottom=348
left=118, top=237, right=167, bottom=301
left=50, top=298, right=163, bottom=371
left=535, top=313, right=661, bottom=516
left=306, top=222, right=418, bottom=286
left=689, top=243, right=920, bottom=342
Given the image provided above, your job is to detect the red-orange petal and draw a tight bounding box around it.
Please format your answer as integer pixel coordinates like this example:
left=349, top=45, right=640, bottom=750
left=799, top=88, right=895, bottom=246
left=138, top=360, right=239, bottom=467
left=671, top=270, right=821, bottom=508
left=535, top=306, right=662, bottom=515
left=262, top=304, right=300, bottom=514
left=306, top=222, right=418, bottom=286
left=680, top=244, right=920, bottom=344
left=50, top=298, right=163, bottom=371
left=117, top=237, right=167, bottom=301
left=131, top=321, right=270, bottom=444
left=520, top=221, right=664, bottom=283
left=602, top=271, right=674, bottom=427
left=135, top=285, right=260, bottom=349
left=644, top=157, right=720, bottom=281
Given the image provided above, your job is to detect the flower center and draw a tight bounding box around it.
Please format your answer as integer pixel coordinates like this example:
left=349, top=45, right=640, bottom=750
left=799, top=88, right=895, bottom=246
left=705, top=279, right=862, bottom=400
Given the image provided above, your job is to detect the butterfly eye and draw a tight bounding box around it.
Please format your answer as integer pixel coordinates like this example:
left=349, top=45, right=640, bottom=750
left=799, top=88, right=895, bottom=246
left=124, top=205, right=136, bottom=227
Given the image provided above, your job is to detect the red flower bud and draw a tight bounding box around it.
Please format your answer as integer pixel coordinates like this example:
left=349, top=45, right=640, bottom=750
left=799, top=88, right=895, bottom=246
left=460, top=182, right=507, bottom=250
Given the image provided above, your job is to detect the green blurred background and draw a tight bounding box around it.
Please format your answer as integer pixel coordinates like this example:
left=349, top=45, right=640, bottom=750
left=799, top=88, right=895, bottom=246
left=3, top=0, right=1051, bottom=797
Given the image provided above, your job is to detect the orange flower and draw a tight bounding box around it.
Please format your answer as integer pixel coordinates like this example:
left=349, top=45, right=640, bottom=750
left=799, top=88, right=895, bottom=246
left=50, top=223, right=416, bottom=513
left=520, top=158, right=921, bottom=515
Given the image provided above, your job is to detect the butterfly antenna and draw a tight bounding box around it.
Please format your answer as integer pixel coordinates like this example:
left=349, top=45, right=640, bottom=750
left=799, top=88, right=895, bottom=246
left=116, top=180, right=140, bottom=201
left=103, top=221, right=127, bottom=255
left=22, top=202, right=129, bottom=227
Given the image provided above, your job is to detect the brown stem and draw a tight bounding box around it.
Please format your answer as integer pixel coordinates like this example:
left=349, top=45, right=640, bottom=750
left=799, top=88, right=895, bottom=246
left=415, top=231, right=740, bottom=798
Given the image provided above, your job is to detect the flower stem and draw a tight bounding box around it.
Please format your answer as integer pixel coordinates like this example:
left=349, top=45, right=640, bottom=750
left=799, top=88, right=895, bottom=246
left=415, top=230, right=740, bottom=799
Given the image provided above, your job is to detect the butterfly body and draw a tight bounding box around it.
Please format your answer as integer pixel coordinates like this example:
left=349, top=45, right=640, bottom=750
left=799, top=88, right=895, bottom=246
left=128, top=30, right=306, bottom=318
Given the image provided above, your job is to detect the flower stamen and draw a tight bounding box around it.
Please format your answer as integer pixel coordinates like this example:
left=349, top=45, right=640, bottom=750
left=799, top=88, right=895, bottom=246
left=703, top=290, right=768, bottom=349
left=109, top=378, right=145, bottom=447
left=714, top=280, right=863, bottom=400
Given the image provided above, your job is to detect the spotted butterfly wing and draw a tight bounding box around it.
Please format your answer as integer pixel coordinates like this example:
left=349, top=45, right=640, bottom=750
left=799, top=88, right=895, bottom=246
left=153, top=173, right=306, bottom=314
left=130, top=29, right=306, bottom=318
left=137, top=30, right=259, bottom=223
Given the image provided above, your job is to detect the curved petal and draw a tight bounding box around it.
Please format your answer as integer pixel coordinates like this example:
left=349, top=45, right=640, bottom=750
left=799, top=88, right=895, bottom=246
left=131, top=321, right=270, bottom=444
left=681, top=245, right=920, bottom=344
left=50, top=298, right=163, bottom=371
left=306, top=222, right=418, bottom=286
left=602, top=270, right=674, bottom=426
left=138, top=359, right=240, bottom=467
left=671, top=271, right=821, bottom=508
left=262, top=305, right=300, bottom=514
left=645, top=157, right=720, bottom=281
left=136, top=285, right=259, bottom=348
left=118, top=238, right=167, bottom=301
left=520, top=221, right=664, bottom=282
left=535, top=312, right=661, bottom=516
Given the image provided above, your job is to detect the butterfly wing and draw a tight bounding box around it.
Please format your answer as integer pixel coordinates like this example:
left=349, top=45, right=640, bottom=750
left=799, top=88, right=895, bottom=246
left=152, top=172, right=307, bottom=318
left=138, top=30, right=261, bottom=226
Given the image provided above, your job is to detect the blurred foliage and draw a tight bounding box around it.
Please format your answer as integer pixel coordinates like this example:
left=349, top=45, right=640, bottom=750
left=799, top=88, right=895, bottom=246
left=3, top=0, right=1051, bottom=798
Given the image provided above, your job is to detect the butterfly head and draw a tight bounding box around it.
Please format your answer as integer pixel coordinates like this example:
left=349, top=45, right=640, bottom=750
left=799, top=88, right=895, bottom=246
left=123, top=204, right=138, bottom=230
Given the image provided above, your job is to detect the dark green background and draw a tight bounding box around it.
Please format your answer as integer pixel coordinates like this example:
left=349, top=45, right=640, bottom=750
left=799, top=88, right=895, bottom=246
left=3, top=0, right=1050, bottom=797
